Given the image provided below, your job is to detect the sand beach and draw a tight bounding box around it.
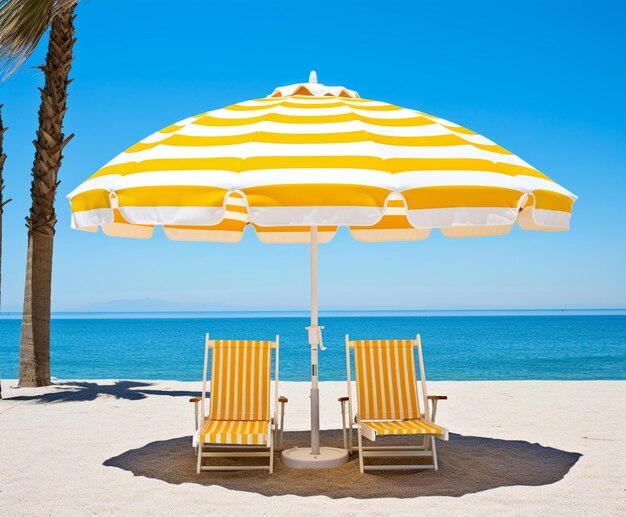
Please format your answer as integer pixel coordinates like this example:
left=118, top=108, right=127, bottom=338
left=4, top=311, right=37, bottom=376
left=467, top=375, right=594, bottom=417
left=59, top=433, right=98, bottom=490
left=1, top=380, right=624, bottom=516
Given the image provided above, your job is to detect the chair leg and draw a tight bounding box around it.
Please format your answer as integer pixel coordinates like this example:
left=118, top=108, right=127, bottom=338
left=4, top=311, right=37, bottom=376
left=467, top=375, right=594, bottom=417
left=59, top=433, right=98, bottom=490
left=196, top=443, right=203, bottom=474
left=279, top=403, right=286, bottom=449
left=431, top=435, right=438, bottom=471
left=269, top=430, right=275, bottom=474
left=357, top=426, right=365, bottom=474
left=340, top=402, right=347, bottom=451
left=349, top=421, right=353, bottom=455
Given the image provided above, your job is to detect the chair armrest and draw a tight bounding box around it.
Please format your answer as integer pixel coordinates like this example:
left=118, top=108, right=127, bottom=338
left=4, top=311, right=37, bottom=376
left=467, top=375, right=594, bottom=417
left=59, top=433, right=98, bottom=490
left=276, top=396, right=288, bottom=449
left=337, top=396, right=352, bottom=452
left=189, top=396, right=207, bottom=431
left=427, top=395, right=447, bottom=423
left=190, top=397, right=200, bottom=431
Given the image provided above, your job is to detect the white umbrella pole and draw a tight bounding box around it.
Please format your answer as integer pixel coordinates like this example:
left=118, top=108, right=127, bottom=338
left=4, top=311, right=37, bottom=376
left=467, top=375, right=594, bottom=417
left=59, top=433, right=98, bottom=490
left=309, top=226, right=321, bottom=456
left=279, top=227, right=348, bottom=469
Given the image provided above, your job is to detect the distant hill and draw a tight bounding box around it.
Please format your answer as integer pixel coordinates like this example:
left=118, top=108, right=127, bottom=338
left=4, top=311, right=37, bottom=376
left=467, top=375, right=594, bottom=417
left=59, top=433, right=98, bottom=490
left=83, top=299, right=218, bottom=312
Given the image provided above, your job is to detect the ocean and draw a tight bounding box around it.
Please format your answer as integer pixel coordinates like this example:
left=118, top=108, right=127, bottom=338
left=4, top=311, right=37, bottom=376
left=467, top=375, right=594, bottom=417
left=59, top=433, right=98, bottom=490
left=1, top=311, right=625, bottom=381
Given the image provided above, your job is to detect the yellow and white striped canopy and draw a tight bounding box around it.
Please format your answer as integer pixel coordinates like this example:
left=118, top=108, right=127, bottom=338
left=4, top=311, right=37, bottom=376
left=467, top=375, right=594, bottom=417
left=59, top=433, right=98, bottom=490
left=68, top=76, right=576, bottom=243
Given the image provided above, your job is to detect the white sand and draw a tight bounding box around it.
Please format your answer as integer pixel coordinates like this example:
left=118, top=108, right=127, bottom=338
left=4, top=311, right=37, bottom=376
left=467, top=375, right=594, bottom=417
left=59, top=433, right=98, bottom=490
left=1, top=380, right=625, bottom=516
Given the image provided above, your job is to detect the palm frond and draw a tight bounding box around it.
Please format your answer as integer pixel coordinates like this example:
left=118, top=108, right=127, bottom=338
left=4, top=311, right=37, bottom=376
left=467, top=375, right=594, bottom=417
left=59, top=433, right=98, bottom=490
left=0, top=0, right=77, bottom=79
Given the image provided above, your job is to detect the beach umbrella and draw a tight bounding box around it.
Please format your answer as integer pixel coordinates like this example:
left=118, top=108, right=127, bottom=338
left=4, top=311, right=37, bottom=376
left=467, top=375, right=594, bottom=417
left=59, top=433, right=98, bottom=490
left=68, top=72, right=576, bottom=468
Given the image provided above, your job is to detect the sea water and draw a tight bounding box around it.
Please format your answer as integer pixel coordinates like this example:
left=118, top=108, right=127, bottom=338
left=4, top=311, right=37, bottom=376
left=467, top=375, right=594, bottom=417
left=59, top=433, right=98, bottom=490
left=1, top=311, right=625, bottom=381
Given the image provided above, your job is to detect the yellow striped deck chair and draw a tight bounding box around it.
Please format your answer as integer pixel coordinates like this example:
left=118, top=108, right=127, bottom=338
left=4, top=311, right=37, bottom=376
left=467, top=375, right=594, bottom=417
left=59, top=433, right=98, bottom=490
left=191, top=334, right=288, bottom=473
left=340, top=335, right=448, bottom=472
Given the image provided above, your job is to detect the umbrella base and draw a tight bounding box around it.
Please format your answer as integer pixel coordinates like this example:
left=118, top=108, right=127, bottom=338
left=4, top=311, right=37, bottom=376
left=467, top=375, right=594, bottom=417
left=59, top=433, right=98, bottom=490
left=281, top=446, right=349, bottom=469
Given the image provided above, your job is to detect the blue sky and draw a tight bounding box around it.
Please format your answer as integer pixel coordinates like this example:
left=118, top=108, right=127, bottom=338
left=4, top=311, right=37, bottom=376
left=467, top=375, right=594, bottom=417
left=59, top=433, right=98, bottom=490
left=0, top=0, right=624, bottom=312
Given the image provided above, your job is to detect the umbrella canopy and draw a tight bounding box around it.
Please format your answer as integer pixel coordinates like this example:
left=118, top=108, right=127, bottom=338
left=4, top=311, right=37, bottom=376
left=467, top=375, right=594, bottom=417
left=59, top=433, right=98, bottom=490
left=69, top=75, right=576, bottom=242
left=68, top=73, right=576, bottom=468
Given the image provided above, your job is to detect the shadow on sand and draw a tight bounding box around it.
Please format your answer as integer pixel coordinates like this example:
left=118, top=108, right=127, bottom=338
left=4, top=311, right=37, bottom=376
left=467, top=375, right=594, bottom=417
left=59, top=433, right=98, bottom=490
left=104, top=429, right=581, bottom=498
left=6, top=381, right=200, bottom=403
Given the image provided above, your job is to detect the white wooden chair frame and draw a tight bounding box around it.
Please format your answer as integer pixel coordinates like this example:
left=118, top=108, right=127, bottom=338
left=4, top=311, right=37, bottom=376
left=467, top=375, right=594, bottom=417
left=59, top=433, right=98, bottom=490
left=191, top=334, right=288, bottom=474
left=340, top=334, right=448, bottom=473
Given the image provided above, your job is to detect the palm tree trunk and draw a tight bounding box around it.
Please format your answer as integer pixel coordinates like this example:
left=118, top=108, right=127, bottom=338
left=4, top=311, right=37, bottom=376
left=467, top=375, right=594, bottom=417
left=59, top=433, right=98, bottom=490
left=18, top=5, right=76, bottom=387
left=0, top=106, right=9, bottom=398
left=0, top=107, right=8, bottom=307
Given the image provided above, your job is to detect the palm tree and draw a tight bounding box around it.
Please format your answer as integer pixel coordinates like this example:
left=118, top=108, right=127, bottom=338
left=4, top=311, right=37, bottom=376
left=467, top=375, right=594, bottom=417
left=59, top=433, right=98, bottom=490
left=0, top=0, right=77, bottom=386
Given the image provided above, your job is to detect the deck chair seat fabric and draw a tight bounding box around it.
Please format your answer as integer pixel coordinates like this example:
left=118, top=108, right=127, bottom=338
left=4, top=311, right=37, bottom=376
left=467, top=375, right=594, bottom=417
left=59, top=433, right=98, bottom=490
left=362, top=419, right=447, bottom=438
left=198, top=420, right=268, bottom=445
left=209, top=340, right=272, bottom=422
left=353, top=339, right=422, bottom=421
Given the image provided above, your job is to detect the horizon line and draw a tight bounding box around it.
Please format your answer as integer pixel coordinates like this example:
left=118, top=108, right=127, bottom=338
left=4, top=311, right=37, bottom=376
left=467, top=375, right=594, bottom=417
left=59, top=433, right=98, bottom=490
left=1, top=308, right=625, bottom=316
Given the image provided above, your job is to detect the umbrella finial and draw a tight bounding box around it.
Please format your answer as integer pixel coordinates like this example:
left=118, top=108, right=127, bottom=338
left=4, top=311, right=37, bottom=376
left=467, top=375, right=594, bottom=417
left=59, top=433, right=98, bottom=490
left=309, top=70, right=318, bottom=84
